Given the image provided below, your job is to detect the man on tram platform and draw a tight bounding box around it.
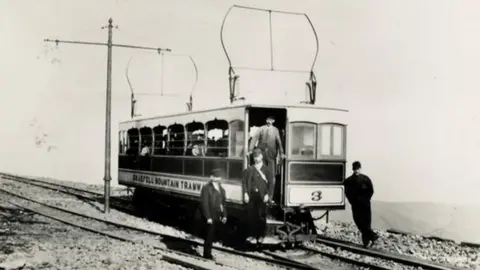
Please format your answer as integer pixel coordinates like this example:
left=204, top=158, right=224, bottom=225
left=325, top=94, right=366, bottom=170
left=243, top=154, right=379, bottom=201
left=242, top=148, right=274, bottom=245
left=247, top=116, right=285, bottom=203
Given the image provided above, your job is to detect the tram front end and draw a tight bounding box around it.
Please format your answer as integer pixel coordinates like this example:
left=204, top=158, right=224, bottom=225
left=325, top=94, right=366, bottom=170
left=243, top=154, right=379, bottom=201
left=270, top=107, right=348, bottom=244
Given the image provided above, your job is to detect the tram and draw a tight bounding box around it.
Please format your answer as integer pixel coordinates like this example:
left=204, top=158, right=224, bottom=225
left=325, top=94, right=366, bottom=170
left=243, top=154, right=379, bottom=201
left=117, top=5, right=348, bottom=245
left=118, top=103, right=347, bottom=243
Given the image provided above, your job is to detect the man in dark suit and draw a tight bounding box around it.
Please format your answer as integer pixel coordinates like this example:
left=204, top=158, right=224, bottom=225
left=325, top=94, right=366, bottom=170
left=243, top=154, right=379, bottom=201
left=344, top=161, right=379, bottom=248
left=243, top=148, right=274, bottom=245
left=199, top=168, right=227, bottom=259
left=247, top=116, right=285, bottom=203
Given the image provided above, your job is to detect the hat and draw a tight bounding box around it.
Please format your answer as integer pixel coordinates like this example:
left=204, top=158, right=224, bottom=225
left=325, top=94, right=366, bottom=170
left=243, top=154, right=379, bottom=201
left=210, top=168, right=224, bottom=178
left=352, top=161, right=361, bottom=170
left=252, top=148, right=263, bottom=157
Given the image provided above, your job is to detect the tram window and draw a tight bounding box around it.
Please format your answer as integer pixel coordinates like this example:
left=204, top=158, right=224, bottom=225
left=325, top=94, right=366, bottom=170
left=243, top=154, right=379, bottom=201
left=121, top=131, right=128, bottom=154
left=139, top=127, right=153, bottom=156
left=290, top=122, right=316, bottom=159
left=186, top=122, right=205, bottom=156
left=127, top=128, right=140, bottom=155
left=118, top=131, right=125, bottom=154
left=248, top=126, right=260, bottom=148
left=332, top=125, right=343, bottom=156
left=123, top=131, right=128, bottom=154
left=153, top=125, right=167, bottom=155
left=317, top=123, right=345, bottom=159
left=229, top=120, right=244, bottom=158
left=206, top=119, right=228, bottom=157
left=168, top=124, right=185, bottom=155
left=319, top=125, right=331, bottom=156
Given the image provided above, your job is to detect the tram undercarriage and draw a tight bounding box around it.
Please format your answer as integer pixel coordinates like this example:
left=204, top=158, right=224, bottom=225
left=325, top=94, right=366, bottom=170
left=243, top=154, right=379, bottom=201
left=129, top=186, right=327, bottom=249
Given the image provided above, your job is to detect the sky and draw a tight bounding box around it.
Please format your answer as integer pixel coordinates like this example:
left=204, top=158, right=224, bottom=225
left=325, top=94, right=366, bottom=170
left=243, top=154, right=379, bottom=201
left=0, top=0, right=479, bottom=204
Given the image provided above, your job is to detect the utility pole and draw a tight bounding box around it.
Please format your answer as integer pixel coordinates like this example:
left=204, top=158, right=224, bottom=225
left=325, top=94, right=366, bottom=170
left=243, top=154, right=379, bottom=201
left=44, top=18, right=171, bottom=213
left=104, top=18, right=113, bottom=215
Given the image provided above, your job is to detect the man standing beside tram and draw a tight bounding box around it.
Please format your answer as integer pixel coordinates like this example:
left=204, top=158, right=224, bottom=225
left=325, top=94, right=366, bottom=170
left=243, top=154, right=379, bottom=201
left=247, top=116, right=285, bottom=203
left=197, top=169, right=228, bottom=259
left=344, top=161, right=379, bottom=248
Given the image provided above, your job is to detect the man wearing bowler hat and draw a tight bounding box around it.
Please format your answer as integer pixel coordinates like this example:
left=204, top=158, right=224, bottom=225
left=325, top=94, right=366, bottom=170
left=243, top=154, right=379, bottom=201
left=198, top=168, right=227, bottom=259
left=247, top=115, right=285, bottom=203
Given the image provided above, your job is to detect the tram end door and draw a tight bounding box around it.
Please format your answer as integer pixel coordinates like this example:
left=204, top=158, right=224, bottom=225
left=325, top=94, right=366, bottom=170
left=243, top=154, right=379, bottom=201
left=246, top=107, right=287, bottom=206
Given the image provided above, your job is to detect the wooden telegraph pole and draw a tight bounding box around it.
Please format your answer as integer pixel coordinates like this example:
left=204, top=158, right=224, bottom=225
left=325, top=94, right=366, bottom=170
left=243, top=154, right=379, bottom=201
left=44, top=18, right=171, bottom=213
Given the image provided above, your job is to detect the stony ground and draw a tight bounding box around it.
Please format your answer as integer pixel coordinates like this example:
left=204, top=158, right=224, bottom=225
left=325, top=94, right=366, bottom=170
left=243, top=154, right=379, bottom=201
left=319, top=220, right=480, bottom=269
left=0, top=201, right=190, bottom=270
left=3, top=174, right=479, bottom=270
left=0, top=177, right=290, bottom=270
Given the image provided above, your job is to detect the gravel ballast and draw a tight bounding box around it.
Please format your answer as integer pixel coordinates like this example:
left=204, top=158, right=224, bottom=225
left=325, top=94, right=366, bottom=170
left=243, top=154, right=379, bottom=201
left=0, top=177, right=289, bottom=270
left=0, top=200, right=190, bottom=270
left=3, top=174, right=479, bottom=269
left=319, top=220, right=479, bottom=269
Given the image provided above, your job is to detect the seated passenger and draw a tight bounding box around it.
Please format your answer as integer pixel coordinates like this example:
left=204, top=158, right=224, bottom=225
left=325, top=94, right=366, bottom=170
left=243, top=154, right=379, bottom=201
left=192, top=144, right=205, bottom=156
left=140, top=142, right=150, bottom=156
left=242, top=148, right=273, bottom=245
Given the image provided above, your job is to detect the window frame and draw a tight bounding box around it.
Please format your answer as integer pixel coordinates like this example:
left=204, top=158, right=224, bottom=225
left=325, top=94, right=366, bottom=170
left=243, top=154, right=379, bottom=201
left=288, top=121, right=318, bottom=160
left=185, top=121, right=206, bottom=156
left=205, top=119, right=229, bottom=157
left=152, top=125, right=168, bottom=156
left=167, top=124, right=186, bottom=155
left=118, top=130, right=127, bottom=155
left=127, top=128, right=140, bottom=155
left=139, top=126, right=154, bottom=149
left=317, top=123, right=346, bottom=160
left=228, top=119, right=245, bottom=159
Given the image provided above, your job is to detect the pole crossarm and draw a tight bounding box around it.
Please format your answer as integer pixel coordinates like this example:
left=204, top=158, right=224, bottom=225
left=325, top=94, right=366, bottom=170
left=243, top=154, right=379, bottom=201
left=44, top=38, right=171, bottom=53
left=44, top=18, right=173, bottom=214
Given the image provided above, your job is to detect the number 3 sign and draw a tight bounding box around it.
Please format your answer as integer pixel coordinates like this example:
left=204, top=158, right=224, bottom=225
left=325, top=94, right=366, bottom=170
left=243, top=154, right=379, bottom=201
left=311, top=191, right=323, bottom=201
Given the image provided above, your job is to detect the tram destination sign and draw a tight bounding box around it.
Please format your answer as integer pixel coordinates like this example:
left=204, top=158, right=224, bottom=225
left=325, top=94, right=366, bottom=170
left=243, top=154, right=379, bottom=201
left=120, top=171, right=204, bottom=194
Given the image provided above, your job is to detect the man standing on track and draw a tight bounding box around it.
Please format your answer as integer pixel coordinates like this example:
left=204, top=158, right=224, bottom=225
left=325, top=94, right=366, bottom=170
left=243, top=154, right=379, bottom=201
left=344, top=161, right=379, bottom=248
left=247, top=116, right=285, bottom=203
left=243, top=148, right=273, bottom=246
left=198, top=168, right=227, bottom=259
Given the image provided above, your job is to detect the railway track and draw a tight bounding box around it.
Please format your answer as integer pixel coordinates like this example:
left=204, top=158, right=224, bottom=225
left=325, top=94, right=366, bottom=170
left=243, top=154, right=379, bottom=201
left=0, top=191, right=230, bottom=270
left=0, top=175, right=339, bottom=270
left=311, top=236, right=465, bottom=270
left=0, top=173, right=467, bottom=270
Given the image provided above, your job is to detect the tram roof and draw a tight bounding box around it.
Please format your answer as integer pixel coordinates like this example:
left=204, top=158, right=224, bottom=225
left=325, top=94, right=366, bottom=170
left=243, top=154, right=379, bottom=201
left=120, top=103, right=348, bottom=125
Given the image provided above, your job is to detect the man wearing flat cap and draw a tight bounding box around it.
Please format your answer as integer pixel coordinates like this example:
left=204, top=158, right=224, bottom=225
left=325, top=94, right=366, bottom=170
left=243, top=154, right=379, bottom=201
left=247, top=116, right=285, bottom=203
left=344, top=161, right=379, bottom=248
left=198, top=168, right=227, bottom=259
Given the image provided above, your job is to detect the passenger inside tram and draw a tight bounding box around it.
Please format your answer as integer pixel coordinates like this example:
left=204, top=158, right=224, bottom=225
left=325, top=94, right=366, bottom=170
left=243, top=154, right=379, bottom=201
left=140, top=141, right=151, bottom=156
left=191, top=144, right=205, bottom=156
left=247, top=108, right=287, bottom=204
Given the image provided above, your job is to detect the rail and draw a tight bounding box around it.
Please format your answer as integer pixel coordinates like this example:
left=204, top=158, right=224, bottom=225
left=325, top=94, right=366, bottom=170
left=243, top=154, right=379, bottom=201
left=0, top=174, right=331, bottom=270
left=1, top=173, right=468, bottom=270
left=314, top=235, right=466, bottom=270
left=0, top=190, right=229, bottom=270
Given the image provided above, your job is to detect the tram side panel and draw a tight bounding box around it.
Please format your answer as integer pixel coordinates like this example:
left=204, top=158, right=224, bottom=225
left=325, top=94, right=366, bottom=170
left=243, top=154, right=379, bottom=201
left=118, top=169, right=243, bottom=203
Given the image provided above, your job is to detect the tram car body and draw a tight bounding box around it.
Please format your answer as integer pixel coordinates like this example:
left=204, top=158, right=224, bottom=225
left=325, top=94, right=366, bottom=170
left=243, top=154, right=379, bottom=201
left=118, top=103, right=347, bottom=244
